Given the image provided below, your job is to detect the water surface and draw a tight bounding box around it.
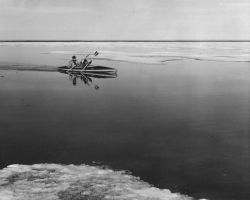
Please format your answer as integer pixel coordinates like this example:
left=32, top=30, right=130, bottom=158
left=0, top=42, right=250, bottom=200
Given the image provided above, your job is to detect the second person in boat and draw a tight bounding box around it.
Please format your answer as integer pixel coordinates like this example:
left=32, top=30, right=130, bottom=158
left=80, top=57, right=92, bottom=69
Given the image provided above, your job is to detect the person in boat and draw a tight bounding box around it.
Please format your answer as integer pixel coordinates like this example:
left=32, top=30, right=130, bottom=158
left=68, top=56, right=79, bottom=69
left=80, top=56, right=92, bottom=69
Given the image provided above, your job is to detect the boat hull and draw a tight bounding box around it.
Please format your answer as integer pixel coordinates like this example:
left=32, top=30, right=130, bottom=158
left=58, top=66, right=117, bottom=74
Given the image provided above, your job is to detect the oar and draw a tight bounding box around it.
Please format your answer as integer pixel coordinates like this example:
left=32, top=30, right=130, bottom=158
left=84, top=51, right=99, bottom=59
left=81, top=51, right=99, bottom=69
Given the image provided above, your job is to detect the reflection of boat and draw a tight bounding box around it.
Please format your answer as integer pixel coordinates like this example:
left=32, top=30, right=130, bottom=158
left=58, top=65, right=117, bottom=89
left=58, top=66, right=117, bottom=74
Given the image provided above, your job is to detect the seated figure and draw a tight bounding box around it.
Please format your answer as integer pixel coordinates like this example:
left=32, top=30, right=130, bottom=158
left=80, top=58, right=92, bottom=69
left=68, top=56, right=80, bottom=69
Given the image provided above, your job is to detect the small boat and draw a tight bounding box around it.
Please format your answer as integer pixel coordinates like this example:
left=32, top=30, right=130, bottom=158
left=58, top=65, right=117, bottom=74
left=67, top=72, right=117, bottom=79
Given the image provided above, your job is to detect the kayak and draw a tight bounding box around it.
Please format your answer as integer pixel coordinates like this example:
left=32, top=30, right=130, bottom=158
left=58, top=65, right=117, bottom=74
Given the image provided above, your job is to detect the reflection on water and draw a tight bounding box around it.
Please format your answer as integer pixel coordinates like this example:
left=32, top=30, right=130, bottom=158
left=58, top=66, right=117, bottom=89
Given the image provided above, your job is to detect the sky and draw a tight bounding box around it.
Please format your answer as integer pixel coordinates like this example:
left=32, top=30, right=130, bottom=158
left=0, top=0, right=250, bottom=40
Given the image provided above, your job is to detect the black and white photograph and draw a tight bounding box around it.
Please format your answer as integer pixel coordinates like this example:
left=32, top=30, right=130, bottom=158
left=0, top=0, right=250, bottom=200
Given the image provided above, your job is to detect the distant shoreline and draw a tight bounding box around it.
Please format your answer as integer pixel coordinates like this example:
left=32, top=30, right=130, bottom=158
left=1, top=40, right=250, bottom=42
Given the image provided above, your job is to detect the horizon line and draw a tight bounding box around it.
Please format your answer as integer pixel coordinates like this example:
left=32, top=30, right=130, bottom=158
left=1, top=40, right=250, bottom=42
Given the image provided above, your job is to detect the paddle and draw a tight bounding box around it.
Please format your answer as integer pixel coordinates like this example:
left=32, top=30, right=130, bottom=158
left=84, top=51, right=99, bottom=59
left=81, top=51, right=99, bottom=69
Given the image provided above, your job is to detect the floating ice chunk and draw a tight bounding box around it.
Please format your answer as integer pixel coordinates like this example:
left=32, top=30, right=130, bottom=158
left=0, top=164, right=197, bottom=200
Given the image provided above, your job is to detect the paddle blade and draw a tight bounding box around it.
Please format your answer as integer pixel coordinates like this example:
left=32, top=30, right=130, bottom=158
left=94, top=51, right=99, bottom=56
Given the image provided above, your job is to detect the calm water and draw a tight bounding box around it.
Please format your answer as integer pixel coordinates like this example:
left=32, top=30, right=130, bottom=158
left=0, top=42, right=250, bottom=200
